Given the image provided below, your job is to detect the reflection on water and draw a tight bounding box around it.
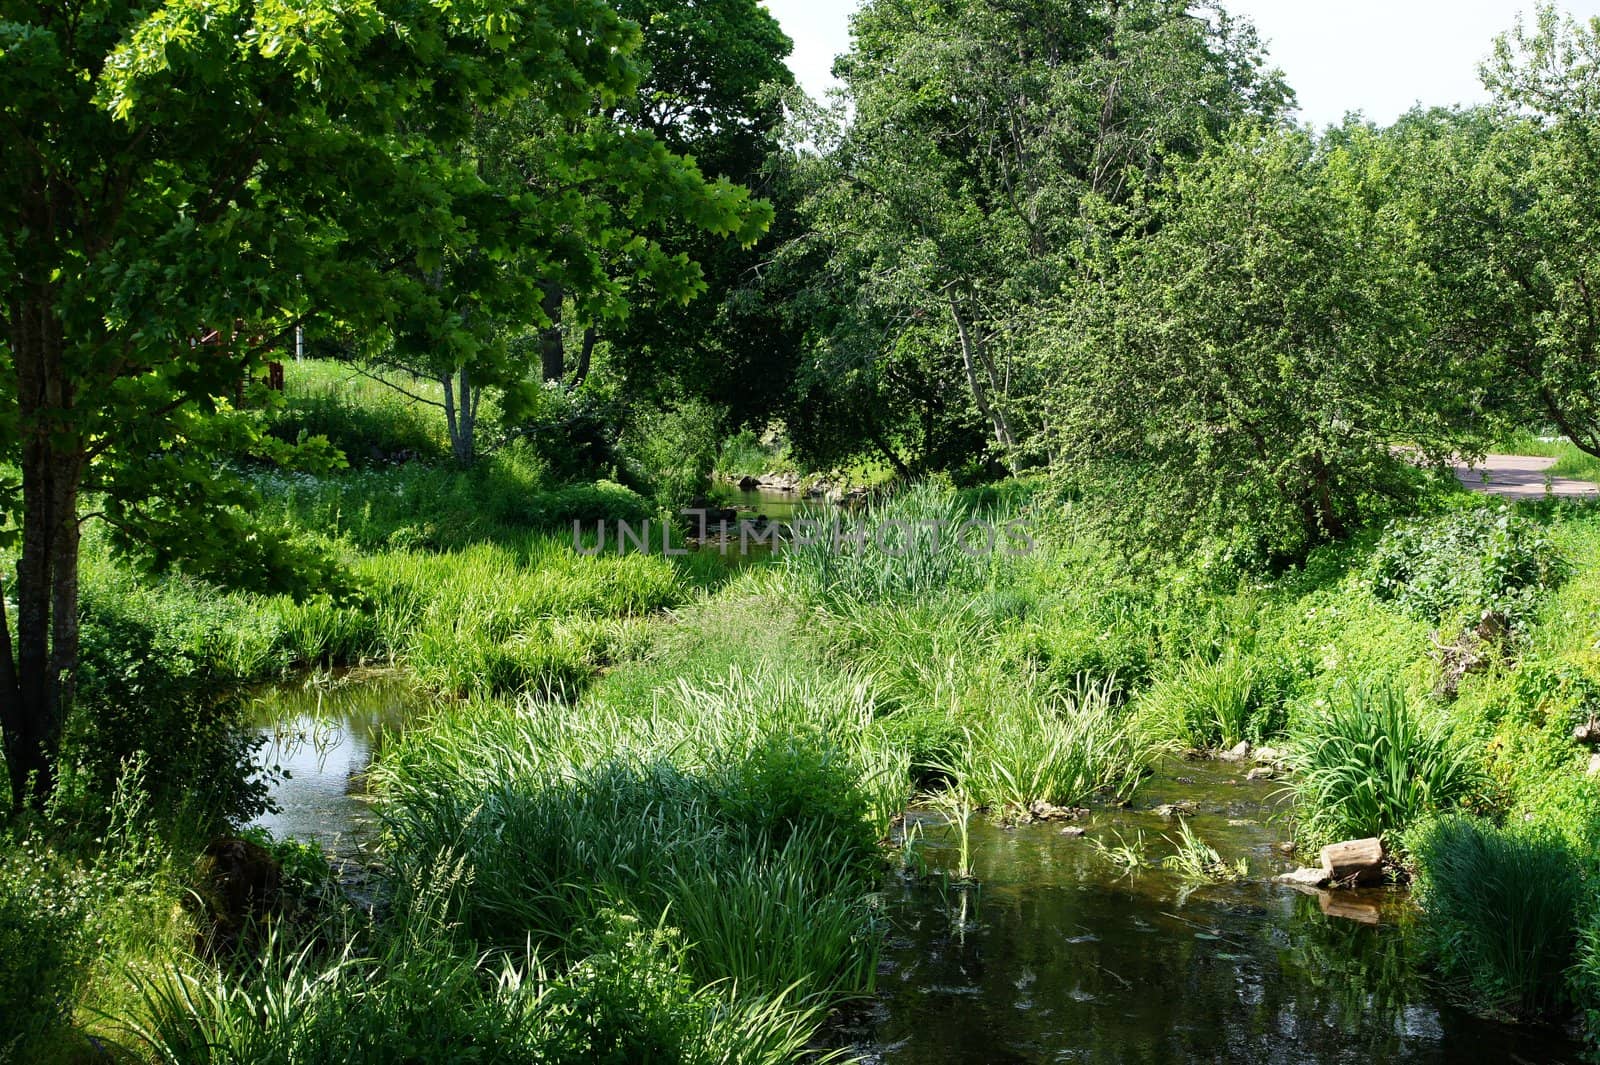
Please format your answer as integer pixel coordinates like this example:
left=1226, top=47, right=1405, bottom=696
left=248, top=672, right=423, bottom=856
left=708, top=485, right=814, bottom=524
left=858, top=759, right=1582, bottom=1064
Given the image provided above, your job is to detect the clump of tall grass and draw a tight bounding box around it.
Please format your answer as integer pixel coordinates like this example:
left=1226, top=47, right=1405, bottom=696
left=781, top=481, right=1017, bottom=605
left=118, top=900, right=830, bottom=1065
left=1089, top=829, right=1150, bottom=876
left=941, top=676, right=1147, bottom=819
left=923, top=789, right=977, bottom=881
left=1137, top=648, right=1271, bottom=751
left=1286, top=684, right=1481, bottom=847
left=1161, top=820, right=1248, bottom=883
left=375, top=664, right=903, bottom=1018
left=1409, top=816, right=1587, bottom=1020
left=270, top=538, right=683, bottom=694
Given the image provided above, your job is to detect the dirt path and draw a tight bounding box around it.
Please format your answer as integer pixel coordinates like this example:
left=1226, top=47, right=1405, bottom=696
left=1453, top=454, right=1600, bottom=500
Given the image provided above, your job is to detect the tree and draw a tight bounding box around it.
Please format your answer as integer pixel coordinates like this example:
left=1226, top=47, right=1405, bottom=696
left=538, top=0, right=798, bottom=434
left=1421, top=5, right=1600, bottom=455
left=1040, top=124, right=1478, bottom=558
left=365, top=90, right=770, bottom=466
left=787, top=0, right=1290, bottom=475
left=0, top=0, right=747, bottom=808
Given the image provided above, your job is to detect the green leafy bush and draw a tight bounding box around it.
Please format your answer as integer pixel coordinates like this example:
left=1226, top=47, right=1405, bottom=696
left=0, top=839, right=88, bottom=1063
left=69, top=587, right=272, bottom=830
left=526, top=480, right=653, bottom=530
left=1287, top=684, right=1480, bottom=846
left=1369, top=506, right=1565, bottom=624
left=709, top=732, right=877, bottom=856
left=1409, top=816, right=1586, bottom=1020
left=621, top=400, right=718, bottom=510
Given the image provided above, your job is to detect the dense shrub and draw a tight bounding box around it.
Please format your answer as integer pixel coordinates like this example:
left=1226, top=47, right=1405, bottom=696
left=621, top=400, right=719, bottom=509
left=0, top=839, right=88, bottom=1063
left=527, top=480, right=653, bottom=530
left=1409, top=816, right=1587, bottom=1020
left=1369, top=506, right=1565, bottom=624
left=709, top=731, right=877, bottom=856
left=509, top=383, right=623, bottom=484
left=68, top=583, right=272, bottom=830
left=1287, top=684, right=1481, bottom=847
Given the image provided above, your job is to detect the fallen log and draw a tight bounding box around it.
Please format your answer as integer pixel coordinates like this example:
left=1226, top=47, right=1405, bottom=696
left=1320, top=837, right=1385, bottom=886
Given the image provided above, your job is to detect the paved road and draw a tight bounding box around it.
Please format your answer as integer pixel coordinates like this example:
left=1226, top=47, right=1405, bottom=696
left=1453, top=454, right=1600, bottom=500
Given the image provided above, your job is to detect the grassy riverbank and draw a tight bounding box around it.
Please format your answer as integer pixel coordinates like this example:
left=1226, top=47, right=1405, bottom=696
left=6, top=422, right=1600, bottom=1060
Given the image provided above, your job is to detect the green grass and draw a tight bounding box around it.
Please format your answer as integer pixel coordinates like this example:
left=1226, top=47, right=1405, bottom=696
left=781, top=480, right=1014, bottom=606
left=1137, top=648, right=1271, bottom=751
left=1286, top=684, right=1482, bottom=848
left=1409, top=816, right=1587, bottom=1020
left=1161, top=819, right=1248, bottom=882
left=941, top=675, right=1148, bottom=819
left=26, top=465, right=1600, bottom=1055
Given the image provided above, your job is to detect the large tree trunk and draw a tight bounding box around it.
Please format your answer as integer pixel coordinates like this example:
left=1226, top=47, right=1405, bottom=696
left=441, top=366, right=478, bottom=467
left=540, top=281, right=565, bottom=383
left=2, top=290, right=83, bottom=811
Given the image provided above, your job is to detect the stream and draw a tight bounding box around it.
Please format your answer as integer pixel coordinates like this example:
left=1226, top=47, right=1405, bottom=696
left=248, top=671, right=423, bottom=858
left=249, top=677, right=1583, bottom=1062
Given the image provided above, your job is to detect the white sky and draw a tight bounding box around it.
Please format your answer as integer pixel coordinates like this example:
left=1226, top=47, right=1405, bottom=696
left=763, top=0, right=1600, bottom=128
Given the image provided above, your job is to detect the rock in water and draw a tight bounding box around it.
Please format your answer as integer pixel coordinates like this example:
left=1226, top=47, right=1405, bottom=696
left=1059, top=826, right=1087, bottom=838
left=1218, top=741, right=1252, bottom=762
left=1319, top=837, right=1385, bottom=886
left=1028, top=800, right=1088, bottom=822
left=1153, top=801, right=1198, bottom=818
left=1275, top=866, right=1330, bottom=889
left=737, top=475, right=760, bottom=491
left=1245, top=766, right=1276, bottom=781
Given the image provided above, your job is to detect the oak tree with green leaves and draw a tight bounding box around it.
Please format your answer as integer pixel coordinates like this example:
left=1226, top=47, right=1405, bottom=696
left=1040, top=124, right=1480, bottom=558
left=0, top=0, right=765, bottom=808
left=787, top=0, right=1290, bottom=476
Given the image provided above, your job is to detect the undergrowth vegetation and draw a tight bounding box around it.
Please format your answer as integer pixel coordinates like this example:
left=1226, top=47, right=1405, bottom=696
left=11, top=376, right=1600, bottom=1058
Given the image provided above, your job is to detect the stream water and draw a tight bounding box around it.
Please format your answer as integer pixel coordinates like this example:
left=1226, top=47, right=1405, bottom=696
left=248, top=672, right=423, bottom=857
left=250, top=678, right=1582, bottom=1062
left=708, top=484, right=813, bottom=524
left=854, top=758, right=1582, bottom=1063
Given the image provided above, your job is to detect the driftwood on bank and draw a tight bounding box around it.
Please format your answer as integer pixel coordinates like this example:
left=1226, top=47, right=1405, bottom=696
left=1320, top=837, right=1385, bottom=885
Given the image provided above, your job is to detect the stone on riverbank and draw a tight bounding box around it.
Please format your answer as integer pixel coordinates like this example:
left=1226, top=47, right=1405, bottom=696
left=1275, top=866, right=1330, bottom=889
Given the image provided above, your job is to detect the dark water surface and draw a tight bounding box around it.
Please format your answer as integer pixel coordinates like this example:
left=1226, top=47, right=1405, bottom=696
left=855, top=759, right=1581, bottom=1064
left=708, top=484, right=813, bottom=524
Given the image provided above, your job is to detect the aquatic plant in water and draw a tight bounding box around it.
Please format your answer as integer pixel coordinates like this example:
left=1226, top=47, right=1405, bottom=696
left=1160, top=819, right=1247, bottom=883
